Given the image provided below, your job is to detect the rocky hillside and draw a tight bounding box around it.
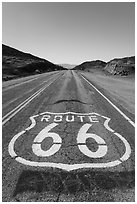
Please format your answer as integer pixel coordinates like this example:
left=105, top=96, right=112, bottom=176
left=73, top=60, right=107, bottom=71
left=73, top=56, right=135, bottom=76
left=2, top=44, right=66, bottom=81
left=103, top=56, right=135, bottom=76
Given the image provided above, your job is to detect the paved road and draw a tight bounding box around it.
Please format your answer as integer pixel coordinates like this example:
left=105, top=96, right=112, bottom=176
left=2, top=70, right=135, bottom=201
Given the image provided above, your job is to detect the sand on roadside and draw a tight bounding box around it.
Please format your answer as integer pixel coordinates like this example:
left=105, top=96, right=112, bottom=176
left=80, top=71, right=135, bottom=115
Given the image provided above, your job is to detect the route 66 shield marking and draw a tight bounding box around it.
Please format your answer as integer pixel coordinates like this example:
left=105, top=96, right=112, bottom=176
left=8, top=112, right=131, bottom=171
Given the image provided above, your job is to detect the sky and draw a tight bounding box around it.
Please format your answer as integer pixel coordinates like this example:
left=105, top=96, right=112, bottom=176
left=2, top=2, right=135, bottom=65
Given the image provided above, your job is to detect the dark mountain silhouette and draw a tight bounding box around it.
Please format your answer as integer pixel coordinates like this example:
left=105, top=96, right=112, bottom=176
left=2, top=44, right=67, bottom=81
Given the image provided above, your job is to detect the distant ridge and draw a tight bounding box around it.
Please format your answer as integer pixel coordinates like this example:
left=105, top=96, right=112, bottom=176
left=59, top=64, right=76, bottom=69
left=2, top=44, right=67, bottom=81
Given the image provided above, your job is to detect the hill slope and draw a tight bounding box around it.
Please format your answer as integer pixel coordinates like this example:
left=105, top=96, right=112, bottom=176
left=73, top=60, right=107, bottom=71
left=73, top=56, right=135, bottom=76
left=2, top=44, right=66, bottom=81
left=103, top=56, right=135, bottom=76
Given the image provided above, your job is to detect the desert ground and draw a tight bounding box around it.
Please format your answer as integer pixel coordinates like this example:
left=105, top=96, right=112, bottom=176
left=80, top=70, right=135, bottom=116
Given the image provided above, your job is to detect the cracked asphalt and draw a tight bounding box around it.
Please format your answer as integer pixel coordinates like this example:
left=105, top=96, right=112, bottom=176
left=2, top=70, right=135, bottom=201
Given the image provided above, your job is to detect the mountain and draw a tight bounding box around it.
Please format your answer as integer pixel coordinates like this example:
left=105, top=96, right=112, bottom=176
left=73, top=56, right=135, bottom=76
left=73, top=60, right=107, bottom=71
left=59, top=64, right=76, bottom=69
left=103, top=56, right=135, bottom=76
left=2, top=44, right=66, bottom=81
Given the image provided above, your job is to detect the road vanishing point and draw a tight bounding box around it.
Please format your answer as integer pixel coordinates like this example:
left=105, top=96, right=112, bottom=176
left=2, top=70, right=135, bottom=202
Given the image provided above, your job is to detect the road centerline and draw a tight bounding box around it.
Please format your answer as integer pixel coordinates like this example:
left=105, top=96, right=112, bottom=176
left=2, top=74, right=62, bottom=126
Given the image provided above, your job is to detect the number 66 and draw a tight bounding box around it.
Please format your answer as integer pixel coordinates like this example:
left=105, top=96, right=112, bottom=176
left=32, top=123, right=107, bottom=158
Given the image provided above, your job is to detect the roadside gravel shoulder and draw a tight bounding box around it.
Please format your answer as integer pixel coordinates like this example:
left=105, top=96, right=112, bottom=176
left=80, top=71, right=135, bottom=118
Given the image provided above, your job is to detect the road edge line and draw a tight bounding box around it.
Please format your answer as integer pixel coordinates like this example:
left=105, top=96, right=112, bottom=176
left=81, top=74, right=135, bottom=127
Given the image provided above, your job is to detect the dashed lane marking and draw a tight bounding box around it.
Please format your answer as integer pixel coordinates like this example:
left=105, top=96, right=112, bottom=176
left=80, top=74, right=135, bottom=127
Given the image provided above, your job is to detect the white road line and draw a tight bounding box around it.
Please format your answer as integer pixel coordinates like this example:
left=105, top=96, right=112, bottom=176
left=2, top=87, right=37, bottom=109
left=2, top=75, right=61, bottom=125
left=81, top=74, right=135, bottom=127
left=2, top=86, right=44, bottom=121
left=2, top=77, right=39, bottom=91
left=2, top=74, right=59, bottom=110
left=2, top=72, right=60, bottom=91
left=2, top=74, right=59, bottom=120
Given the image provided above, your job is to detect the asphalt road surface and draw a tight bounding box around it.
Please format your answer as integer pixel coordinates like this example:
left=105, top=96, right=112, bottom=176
left=2, top=70, right=135, bottom=202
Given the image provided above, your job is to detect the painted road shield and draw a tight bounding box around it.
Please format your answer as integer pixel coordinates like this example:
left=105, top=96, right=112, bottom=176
left=8, top=112, right=131, bottom=171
